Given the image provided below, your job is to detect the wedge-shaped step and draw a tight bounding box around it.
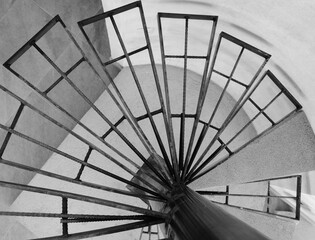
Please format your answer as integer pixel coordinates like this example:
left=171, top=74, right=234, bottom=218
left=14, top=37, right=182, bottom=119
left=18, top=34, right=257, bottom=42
left=189, top=110, right=315, bottom=189
left=215, top=203, right=297, bottom=240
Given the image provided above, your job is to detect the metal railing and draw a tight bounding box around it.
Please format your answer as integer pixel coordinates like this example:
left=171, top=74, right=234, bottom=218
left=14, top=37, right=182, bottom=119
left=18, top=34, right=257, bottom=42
left=0, top=0, right=303, bottom=238
left=197, top=175, right=302, bottom=220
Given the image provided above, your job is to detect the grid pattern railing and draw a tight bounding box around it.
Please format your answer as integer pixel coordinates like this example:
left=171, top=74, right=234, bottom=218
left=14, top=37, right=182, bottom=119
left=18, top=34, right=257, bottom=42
left=0, top=1, right=303, bottom=238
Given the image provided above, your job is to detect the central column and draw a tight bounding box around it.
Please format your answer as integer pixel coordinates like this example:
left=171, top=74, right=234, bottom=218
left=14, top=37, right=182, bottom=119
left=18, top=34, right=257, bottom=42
left=165, top=186, right=271, bottom=240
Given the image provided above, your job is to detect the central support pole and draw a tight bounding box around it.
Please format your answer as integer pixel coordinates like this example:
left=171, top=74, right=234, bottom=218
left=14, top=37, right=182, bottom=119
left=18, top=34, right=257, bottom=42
left=165, top=186, right=271, bottom=240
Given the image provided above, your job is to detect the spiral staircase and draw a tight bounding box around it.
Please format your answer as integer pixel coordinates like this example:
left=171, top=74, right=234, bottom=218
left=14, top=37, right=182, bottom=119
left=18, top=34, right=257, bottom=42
left=0, top=1, right=315, bottom=239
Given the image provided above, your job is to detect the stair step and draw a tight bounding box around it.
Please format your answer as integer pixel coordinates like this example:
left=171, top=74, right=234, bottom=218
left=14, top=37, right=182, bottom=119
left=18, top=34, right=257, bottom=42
left=214, top=202, right=298, bottom=240
left=189, top=111, right=315, bottom=189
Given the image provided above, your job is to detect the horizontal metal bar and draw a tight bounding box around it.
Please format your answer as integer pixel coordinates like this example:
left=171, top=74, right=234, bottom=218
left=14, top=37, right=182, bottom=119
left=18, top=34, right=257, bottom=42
left=212, top=201, right=297, bottom=220
left=248, top=97, right=276, bottom=125
left=164, top=55, right=207, bottom=59
left=171, top=114, right=223, bottom=131
left=136, top=108, right=163, bottom=121
left=0, top=180, right=167, bottom=218
left=33, top=218, right=165, bottom=240
left=158, top=12, right=218, bottom=21
left=60, top=215, right=157, bottom=223
left=44, top=57, right=85, bottom=94
left=197, top=120, right=220, bottom=131
left=0, top=83, right=165, bottom=197
left=0, top=157, right=164, bottom=202
left=3, top=15, right=61, bottom=67
left=213, top=69, right=248, bottom=88
left=224, top=91, right=282, bottom=148
left=197, top=191, right=295, bottom=199
left=220, top=32, right=271, bottom=59
left=171, top=113, right=191, bottom=118
left=0, top=122, right=164, bottom=198
left=101, top=108, right=162, bottom=145
left=245, top=174, right=302, bottom=184
left=78, top=1, right=141, bottom=27
left=103, top=45, right=148, bottom=66
left=0, top=211, right=157, bottom=219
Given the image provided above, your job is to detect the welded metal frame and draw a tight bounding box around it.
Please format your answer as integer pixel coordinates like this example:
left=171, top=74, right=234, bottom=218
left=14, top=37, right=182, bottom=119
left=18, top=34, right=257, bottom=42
left=197, top=175, right=302, bottom=220
left=188, top=70, right=302, bottom=183
left=1, top=13, right=168, bottom=239
left=0, top=1, right=304, bottom=239
left=182, top=32, right=272, bottom=182
left=78, top=1, right=178, bottom=183
left=157, top=12, right=218, bottom=182
left=3, top=14, right=170, bottom=194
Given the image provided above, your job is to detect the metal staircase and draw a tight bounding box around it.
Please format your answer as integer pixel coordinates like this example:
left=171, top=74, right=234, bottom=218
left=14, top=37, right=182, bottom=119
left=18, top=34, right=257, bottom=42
left=0, top=1, right=314, bottom=239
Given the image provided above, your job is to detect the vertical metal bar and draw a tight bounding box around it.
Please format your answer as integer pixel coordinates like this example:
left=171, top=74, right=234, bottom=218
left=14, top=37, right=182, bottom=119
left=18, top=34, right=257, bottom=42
left=181, top=26, right=219, bottom=179
left=157, top=14, right=180, bottom=181
left=32, top=43, right=171, bottom=188
left=186, top=57, right=270, bottom=182
left=225, top=186, right=229, bottom=205
left=62, top=197, right=68, bottom=236
left=76, top=18, right=157, bottom=159
left=73, top=21, right=168, bottom=164
left=266, top=181, right=270, bottom=214
left=179, top=17, right=189, bottom=172
left=186, top=47, right=245, bottom=177
left=139, top=5, right=175, bottom=179
left=77, top=17, right=173, bottom=188
left=149, top=225, right=152, bottom=240
left=75, top=147, right=92, bottom=181
left=139, top=227, right=144, bottom=240
left=109, top=15, right=173, bottom=186
left=0, top=103, right=24, bottom=158
left=110, top=16, right=157, bottom=154
left=157, top=223, right=160, bottom=238
left=296, top=175, right=302, bottom=220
